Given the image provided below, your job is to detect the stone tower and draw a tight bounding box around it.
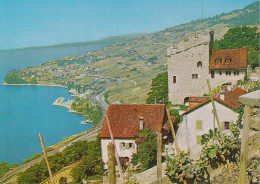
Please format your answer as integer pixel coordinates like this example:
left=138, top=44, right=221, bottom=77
left=167, top=30, right=214, bottom=104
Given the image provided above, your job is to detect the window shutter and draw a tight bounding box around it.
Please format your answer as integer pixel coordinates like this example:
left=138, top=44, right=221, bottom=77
left=230, top=122, right=234, bottom=131
left=126, top=143, right=129, bottom=149
left=132, top=143, right=135, bottom=149
left=197, top=136, right=202, bottom=144
left=196, top=120, right=202, bottom=130
left=221, top=122, right=224, bottom=130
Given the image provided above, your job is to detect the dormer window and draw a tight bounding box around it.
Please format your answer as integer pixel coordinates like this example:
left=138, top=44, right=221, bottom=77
left=225, top=58, right=231, bottom=64
left=139, top=117, right=144, bottom=130
left=197, top=61, right=202, bottom=67
left=215, top=58, right=221, bottom=64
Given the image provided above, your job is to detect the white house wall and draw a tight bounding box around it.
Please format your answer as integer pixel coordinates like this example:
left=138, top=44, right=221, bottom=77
left=176, top=101, right=238, bottom=159
left=101, top=139, right=137, bottom=168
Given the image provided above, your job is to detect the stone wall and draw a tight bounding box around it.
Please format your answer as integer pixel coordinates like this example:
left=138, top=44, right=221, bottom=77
left=168, top=31, right=211, bottom=104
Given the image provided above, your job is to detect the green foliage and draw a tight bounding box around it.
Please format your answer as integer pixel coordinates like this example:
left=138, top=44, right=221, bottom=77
left=0, top=161, right=19, bottom=178
left=146, top=72, right=168, bottom=104
left=4, top=73, right=28, bottom=84
left=29, top=77, right=38, bottom=84
left=214, top=26, right=259, bottom=68
left=22, top=153, right=42, bottom=164
left=200, top=127, right=241, bottom=169
left=17, top=138, right=103, bottom=184
left=71, top=137, right=104, bottom=182
left=166, top=151, right=209, bottom=183
left=71, top=98, right=103, bottom=126
left=131, top=128, right=157, bottom=169
left=59, top=177, right=68, bottom=184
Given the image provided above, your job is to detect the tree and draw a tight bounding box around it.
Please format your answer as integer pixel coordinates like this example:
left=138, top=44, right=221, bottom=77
left=146, top=72, right=168, bottom=104
left=131, top=128, right=157, bottom=169
left=214, top=26, right=259, bottom=68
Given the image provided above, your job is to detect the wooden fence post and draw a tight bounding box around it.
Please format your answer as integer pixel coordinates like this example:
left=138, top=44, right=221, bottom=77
left=39, top=133, right=55, bottom=184
left=166, top=107, right=187, bottom=184
left=108, top=143, right=116, bottom=184
left=239, top=105, right=251, bottom=184
left=106, top=115, right=125, bottom=184
left=157, top=133, right=162, bottom=184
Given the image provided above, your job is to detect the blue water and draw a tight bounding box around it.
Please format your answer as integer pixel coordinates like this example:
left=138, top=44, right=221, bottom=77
left=0, top=84, right=91, bottom=165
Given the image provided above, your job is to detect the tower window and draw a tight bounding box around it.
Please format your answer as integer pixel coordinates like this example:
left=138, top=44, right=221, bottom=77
left=173, top=76, right=176, bottom=83
left=192, top=74, right=198, bottom=79
left=197, top=61, right=202, bottom=67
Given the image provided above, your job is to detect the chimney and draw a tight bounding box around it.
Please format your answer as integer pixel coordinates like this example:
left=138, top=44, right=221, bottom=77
left=139, top=117, right=144, bottom=130
left=227, top=83, right=232, bottom=91
left=220, top=90, right=225, bottom=101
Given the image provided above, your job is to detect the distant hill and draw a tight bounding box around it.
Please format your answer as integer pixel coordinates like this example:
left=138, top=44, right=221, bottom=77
left=1, top=33, right=148, bottom=51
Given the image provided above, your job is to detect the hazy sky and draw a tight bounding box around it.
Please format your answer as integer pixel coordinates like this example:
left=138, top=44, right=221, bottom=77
left=0, top=0, right=257, bottom=50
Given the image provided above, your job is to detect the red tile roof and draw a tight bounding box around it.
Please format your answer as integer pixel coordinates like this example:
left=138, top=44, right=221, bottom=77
left=183, top=87, right=246, bottom=115
left=100, top=104, right=167, bottom=139
left=209, top=48, right=247, bottom=69
left=188, top=97, right=210, bottom=109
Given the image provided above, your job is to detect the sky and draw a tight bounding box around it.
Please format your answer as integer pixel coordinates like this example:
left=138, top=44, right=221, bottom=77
left=0, top=0, right=257, bottom=50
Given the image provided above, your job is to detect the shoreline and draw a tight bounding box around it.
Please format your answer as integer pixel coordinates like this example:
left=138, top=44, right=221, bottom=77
left=2, top=81, right=68, bottom=89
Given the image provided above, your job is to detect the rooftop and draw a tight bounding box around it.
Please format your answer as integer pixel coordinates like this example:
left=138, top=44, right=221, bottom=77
left=100, top=104, right=167, bottom=139
left=183, top=86, right=246, bottom=115
left=209, top=48, right=247, bottom=70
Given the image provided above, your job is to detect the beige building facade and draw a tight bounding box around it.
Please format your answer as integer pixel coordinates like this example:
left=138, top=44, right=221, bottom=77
left=167, top=30, right=247, bottom=104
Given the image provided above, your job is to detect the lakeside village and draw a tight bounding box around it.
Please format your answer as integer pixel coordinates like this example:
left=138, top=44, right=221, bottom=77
left=2, top=29, right=260, bottom=184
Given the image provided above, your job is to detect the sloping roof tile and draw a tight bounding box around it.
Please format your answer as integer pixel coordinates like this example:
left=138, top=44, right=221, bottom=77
left=209, top=48, right=247, bottom=69
left=183, top=87, right=246, bottom=115
left=100, top=104, right=167, bottom=139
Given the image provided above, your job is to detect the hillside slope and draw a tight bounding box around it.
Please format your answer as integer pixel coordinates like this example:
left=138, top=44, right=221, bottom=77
left=5, top=1, right=259, bottom=104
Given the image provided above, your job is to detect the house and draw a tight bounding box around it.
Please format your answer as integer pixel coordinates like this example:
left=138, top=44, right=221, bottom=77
left=167, top=30, right=248, bottom=104
left=100, top=104, right=174, bottom=168
left=175, top=85, right=246, bottom=159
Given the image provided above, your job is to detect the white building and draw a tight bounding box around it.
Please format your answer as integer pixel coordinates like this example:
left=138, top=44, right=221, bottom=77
left=176, top=86, right=246, bottom=159
left=100, top=104, right=172, bottom=168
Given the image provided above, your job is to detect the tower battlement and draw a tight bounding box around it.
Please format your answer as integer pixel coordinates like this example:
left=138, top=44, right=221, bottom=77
left=167, top=30, right=213, bottom=56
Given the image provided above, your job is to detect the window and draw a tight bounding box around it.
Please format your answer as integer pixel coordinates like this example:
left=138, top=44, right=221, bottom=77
left=224, top=122, right=229, bottom=130
left=120, top=142, right=126, bottom=149
left=197, top=61, right=202, bottom=67
left=221, top=121, right=233, bottom=130
left=196, top=120, right=202, bottom=130
left=129, top=143, right=133, bottom=148
left=225, top=58, right=231, bottom=64
left=219, top=71, right=222, bottom=75
left=173, top=76, right=176, bottom=83
left=211, top=71, right=215, bottom=78
left=192, top=74, right=198, bottom=79
left=215, top=58, right=221, bottom=64
left=234, top=71, right=239, bottom=75
left=226, top=71, right=231, bottom=75
left=197, top=136, right=202, bottom=145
